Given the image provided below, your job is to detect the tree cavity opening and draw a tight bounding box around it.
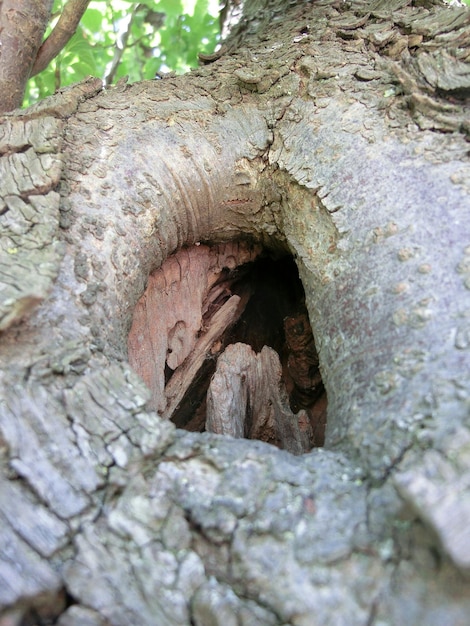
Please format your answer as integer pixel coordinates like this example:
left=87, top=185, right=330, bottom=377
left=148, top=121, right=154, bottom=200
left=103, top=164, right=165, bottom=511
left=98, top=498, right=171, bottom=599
left=128, top=241, right=326, bottom=454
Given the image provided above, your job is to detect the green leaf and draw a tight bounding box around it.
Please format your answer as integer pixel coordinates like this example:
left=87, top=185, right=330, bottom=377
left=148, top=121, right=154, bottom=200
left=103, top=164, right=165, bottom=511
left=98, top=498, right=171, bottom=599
left=24, top=0, right=220, bottom=105
left=52, top=0, right=65, bottom=13
left=81, top=8, right=104, bottom=33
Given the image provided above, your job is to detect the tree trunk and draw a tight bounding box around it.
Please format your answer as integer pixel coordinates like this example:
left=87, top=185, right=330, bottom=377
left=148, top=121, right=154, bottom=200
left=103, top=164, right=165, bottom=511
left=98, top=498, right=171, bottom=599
left=1, top=0, right=470, bottom=624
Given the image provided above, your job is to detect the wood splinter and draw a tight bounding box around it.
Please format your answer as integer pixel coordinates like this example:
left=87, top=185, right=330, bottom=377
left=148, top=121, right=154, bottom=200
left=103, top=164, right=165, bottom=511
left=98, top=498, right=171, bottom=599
left=206, top=342, right=313, bottom=455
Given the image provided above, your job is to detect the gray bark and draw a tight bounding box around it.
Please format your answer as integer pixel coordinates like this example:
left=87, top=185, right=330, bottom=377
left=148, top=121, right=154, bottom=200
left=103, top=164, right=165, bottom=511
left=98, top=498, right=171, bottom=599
left=1, top=0, right=470, bottom=624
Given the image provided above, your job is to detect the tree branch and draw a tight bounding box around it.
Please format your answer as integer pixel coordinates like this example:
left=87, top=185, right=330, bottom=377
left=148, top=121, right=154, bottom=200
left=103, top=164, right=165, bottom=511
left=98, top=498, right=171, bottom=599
left=30, top=0, right=90, bottom=78
left=104, top=4, right=139, bottom=87
left=0, top=0, right=53, bottom=112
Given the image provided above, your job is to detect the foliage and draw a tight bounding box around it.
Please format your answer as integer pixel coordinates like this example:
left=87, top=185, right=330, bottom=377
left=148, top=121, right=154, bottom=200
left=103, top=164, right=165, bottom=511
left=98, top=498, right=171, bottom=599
left=24, top=0, right=220, bottom=107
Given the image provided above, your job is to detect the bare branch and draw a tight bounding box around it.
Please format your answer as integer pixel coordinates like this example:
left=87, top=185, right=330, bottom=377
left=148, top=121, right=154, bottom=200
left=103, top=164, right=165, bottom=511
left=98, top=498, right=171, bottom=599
left=104, top=4, right=140, bottom=87
left=30, top=0, right=90, bottom=78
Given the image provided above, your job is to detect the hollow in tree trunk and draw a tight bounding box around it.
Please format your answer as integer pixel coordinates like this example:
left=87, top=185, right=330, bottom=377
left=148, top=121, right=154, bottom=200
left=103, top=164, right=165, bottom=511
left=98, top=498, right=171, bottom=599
left=1, top=1, right=470, bottom=624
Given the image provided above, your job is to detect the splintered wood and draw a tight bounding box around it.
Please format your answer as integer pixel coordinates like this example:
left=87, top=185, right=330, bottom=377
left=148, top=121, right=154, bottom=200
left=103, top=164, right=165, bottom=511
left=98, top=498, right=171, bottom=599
left=128, top=242, right=326, bottom=454
left=206, top=343, right=313, bottom=455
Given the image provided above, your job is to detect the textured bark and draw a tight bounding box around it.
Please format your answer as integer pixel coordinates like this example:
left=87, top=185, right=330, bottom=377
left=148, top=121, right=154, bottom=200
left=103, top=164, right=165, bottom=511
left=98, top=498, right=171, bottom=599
left=1, top=0, right=470, bottom=624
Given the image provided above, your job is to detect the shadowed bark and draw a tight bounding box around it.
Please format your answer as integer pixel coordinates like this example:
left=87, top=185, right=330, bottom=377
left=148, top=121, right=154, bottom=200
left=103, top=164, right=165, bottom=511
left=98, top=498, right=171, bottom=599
left=1, top=0, right=470, bottom=624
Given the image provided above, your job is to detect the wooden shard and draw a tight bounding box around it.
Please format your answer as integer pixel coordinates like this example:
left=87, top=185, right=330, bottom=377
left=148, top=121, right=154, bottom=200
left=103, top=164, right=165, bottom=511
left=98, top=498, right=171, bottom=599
left=127, top=242, right=261, bottom=415
left=207, top=342, right=313, bottom=455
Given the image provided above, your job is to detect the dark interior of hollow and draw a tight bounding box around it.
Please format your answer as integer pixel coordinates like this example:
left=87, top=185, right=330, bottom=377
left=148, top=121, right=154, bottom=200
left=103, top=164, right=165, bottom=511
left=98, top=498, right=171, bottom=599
left=169, top=253, right=327, bottom=449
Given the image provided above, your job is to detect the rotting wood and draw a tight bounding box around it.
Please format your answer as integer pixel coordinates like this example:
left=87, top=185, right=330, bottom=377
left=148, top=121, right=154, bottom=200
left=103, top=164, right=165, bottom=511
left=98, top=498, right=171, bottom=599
left=284, top=312, right=327, bottom=447
left=285, top=312, right=323, bottom=411
left=127, top=241, right=262, bottom=415
left=129, top=242, right=325, bottom=454
left=207, top=342, right=313, bottom=455
left=164, top=294, right=242, bottom=419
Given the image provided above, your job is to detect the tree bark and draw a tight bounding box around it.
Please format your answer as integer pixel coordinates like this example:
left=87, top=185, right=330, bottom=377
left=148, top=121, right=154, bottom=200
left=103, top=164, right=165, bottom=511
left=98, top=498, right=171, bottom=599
left=1, top=0, right=470, bottom=624
left=0, top=0, right=53, bottom=112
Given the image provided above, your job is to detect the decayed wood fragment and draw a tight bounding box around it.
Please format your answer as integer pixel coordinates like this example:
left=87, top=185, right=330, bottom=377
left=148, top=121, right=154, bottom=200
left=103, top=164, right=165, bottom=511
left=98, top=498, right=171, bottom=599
left=285, top=312, right=323, bottom=411
left=164, top=294, right=242, bottom=420
left=207, top=342, right=313, bottom=455
left=127, top=242, right=261, bottom=415
left=128, top=243, right=326, bottom=452
left=283, top=312, right=326, bottom=446
left=284, top=312, right=327, bottom=446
